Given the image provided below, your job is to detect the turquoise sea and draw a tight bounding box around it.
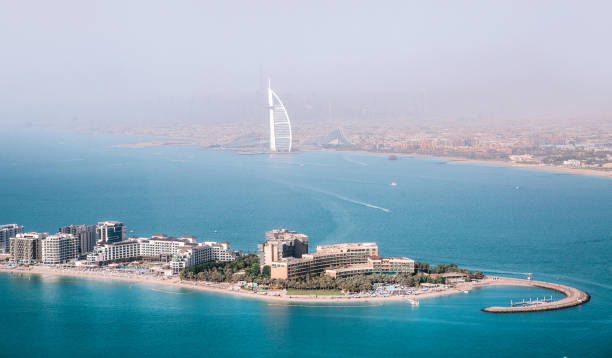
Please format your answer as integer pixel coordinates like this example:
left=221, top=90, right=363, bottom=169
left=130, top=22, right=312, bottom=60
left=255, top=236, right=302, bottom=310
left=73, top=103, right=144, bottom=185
left=1, top=129, right=611, bottom=357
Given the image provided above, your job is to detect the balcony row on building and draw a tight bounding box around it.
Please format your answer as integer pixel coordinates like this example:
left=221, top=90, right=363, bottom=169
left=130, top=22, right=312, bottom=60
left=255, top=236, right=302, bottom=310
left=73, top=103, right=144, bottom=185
left=1, top=221, right=126, bottom=256
left=87, top=234, right=237, bottom=272
left=258, top=228, right=414, bottom=280
left=2, top=221, right=236, bottom=272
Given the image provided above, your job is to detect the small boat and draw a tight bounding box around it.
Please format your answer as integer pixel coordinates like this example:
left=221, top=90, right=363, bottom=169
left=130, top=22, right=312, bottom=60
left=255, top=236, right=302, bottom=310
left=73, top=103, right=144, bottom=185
left=463, top=290, right=469, bottom=294
left=388, top=154, right=398, bottom=160
left=390, top=182, right=397, bottom=186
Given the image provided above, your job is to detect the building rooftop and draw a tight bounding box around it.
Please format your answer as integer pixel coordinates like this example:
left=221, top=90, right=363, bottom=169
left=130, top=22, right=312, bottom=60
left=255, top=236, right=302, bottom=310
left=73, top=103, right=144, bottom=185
left=97, top=221, right=123, bottom=225
left=385, top=257, right=415, bottom=261
left=315, top=242, right=377, bottom=253
left=264, top=228, right=309, bottom=242
left=441, top=272, right=468, bottom=277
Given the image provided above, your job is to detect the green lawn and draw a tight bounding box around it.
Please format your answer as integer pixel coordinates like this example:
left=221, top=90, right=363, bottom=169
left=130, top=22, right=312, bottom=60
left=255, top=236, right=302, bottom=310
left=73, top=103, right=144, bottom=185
left=286, top=288, right=343, bottom=296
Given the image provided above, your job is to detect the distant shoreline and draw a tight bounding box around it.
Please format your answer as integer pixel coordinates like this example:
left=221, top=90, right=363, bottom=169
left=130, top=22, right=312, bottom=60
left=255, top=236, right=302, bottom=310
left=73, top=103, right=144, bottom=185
left=0, top=266, right=590, bottom=311
left=19, top=127, right=612, bottom=179
left=403, top=154, right=612, bottom=179
left=107, top=137, right=612, bottom=179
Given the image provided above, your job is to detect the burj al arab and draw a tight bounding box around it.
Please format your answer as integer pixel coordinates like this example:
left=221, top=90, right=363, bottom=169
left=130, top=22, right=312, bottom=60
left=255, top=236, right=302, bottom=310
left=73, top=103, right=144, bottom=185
left=268, top=80, right=292, bottom=152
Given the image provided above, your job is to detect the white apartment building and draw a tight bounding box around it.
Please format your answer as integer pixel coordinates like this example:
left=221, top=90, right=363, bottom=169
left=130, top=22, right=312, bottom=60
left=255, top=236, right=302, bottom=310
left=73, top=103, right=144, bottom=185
left=87, top=240, right=142, bottom=262
left=42, top=233, right=80, bottom=264
left=171, top=241, right=235, bottom=272
left=87, top=236, right=235, bottom=272
left=10, top=232, right=47, bottom=264
left=0, top=224, right=24, bottom=253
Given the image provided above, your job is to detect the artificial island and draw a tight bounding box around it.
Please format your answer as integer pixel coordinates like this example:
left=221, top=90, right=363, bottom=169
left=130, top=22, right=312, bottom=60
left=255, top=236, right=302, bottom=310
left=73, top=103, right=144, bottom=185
left=0, top=223, right=589, bottom=312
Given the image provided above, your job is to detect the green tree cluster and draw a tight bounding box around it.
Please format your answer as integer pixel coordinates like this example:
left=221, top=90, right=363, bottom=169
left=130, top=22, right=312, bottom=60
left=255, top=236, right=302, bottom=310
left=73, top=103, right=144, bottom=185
left=179, top=256, right=481, bottom=292
left=179, top=254, right=268, bottom=282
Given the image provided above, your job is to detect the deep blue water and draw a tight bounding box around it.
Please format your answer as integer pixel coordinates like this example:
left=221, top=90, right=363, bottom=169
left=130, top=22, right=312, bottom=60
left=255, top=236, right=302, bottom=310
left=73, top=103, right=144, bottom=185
left=1, top=129, right=611, bottom=357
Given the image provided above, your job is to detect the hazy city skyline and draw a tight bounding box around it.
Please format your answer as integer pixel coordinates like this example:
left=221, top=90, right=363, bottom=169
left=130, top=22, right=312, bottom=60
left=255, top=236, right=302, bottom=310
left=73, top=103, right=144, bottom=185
left=2, top=1, right=611, bottom=128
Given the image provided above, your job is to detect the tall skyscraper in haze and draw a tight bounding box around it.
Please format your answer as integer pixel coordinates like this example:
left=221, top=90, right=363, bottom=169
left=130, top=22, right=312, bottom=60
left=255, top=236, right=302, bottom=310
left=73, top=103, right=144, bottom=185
left=268, top=79, right=292, bottom=152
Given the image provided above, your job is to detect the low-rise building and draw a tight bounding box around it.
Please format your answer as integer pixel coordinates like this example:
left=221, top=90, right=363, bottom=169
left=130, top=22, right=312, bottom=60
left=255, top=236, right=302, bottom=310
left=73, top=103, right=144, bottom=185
left=441, top=272, right=467, bottom=284
left=562, top=159, right=583, bottom=168
left=10, top=232, right=47, bottom=264
left=170, top=241, right=235, bottom=272
left=326, top=256, right=415, bottom=278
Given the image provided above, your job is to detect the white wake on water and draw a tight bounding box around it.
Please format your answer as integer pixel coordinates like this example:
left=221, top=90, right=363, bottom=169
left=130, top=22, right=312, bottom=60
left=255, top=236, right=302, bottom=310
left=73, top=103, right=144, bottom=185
left=292, top=184, right=390, bottom=213
left=342, top=156, right=368, bottom=166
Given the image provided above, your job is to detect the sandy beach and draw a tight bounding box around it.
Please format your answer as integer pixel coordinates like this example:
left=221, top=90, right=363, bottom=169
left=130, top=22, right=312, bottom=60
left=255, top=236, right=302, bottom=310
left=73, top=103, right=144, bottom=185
left=443, top=158, right=612, bottom=178
left=0, top=266, right=475, bottom=304
left=0, top=266, right=591, bottom=312
left=393, top=153, right=612, bottom=178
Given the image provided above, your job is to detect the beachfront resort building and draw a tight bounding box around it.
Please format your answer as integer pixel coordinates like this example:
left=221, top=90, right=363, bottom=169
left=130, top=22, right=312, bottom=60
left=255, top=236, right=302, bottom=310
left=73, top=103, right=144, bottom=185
left=58, top=224, right=96, bottom=255
left=265, top=235, right=415, bottom=280
left=87, top=235, right=236, bottom=272
left=41, top=233, right=80, bottom=264
left=0, top=223, right=23, bottom=253
left=9, top=232, right=48, bottom=264
left=170, top=241, right=235, bottom=272
left=96, top=221, right=126, bottom=244
left=258, top=228, right=309, bottom=267
left=270, top=242, right=381, bottom=279
left=325, top=256, right=415, bottom=278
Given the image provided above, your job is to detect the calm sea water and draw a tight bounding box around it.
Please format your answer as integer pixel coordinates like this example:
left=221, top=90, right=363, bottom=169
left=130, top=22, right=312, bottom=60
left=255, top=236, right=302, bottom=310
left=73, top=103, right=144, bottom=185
left=1, top=129, right=611, bottom=357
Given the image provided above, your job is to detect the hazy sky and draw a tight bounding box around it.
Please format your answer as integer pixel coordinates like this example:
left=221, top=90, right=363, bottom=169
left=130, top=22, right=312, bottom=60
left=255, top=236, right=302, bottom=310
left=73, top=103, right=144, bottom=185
left=1, top=1, right=611, bottom=126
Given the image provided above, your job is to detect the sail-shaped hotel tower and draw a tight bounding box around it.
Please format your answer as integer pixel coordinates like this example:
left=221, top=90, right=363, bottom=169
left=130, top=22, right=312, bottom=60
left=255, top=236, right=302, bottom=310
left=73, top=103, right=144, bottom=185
left=268, top=80, right=292, bottom=152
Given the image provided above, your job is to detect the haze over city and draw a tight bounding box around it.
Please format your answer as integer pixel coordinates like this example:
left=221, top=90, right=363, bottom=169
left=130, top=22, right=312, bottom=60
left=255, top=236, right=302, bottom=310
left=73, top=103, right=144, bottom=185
left=1, top=0, right=611, bottom=128
left=2, top=2, right=612, bottom=358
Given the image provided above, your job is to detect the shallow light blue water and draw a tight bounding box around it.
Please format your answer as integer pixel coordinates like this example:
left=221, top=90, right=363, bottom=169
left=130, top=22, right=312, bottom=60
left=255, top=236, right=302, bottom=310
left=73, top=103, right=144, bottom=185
left=1, top=129, right=611, bottom=357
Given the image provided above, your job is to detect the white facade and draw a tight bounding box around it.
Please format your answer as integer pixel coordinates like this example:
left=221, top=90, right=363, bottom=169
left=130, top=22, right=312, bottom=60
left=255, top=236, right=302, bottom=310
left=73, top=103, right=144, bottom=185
left=268, top=80, right=292, bottom=152
left=0, top=224, right=23, bottom=253
left=171, top=242, right=236, bottom=272
left=42, top=233, right=80, bottom=264
left=87, top=236, right=235, bottom=272
left=87, top=240, right=139, bottom=262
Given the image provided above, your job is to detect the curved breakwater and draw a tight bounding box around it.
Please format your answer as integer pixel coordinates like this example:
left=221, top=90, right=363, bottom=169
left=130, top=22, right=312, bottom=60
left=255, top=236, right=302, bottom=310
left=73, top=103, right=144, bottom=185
left=481, top=277, right=590, bottom=313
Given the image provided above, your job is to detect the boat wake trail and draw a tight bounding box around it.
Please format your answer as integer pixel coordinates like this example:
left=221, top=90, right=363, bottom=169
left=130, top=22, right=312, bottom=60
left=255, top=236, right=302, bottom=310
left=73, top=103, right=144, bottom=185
left=297, top=184, right=390, bottom=213
left=342, top=156, right=368, bottom=166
